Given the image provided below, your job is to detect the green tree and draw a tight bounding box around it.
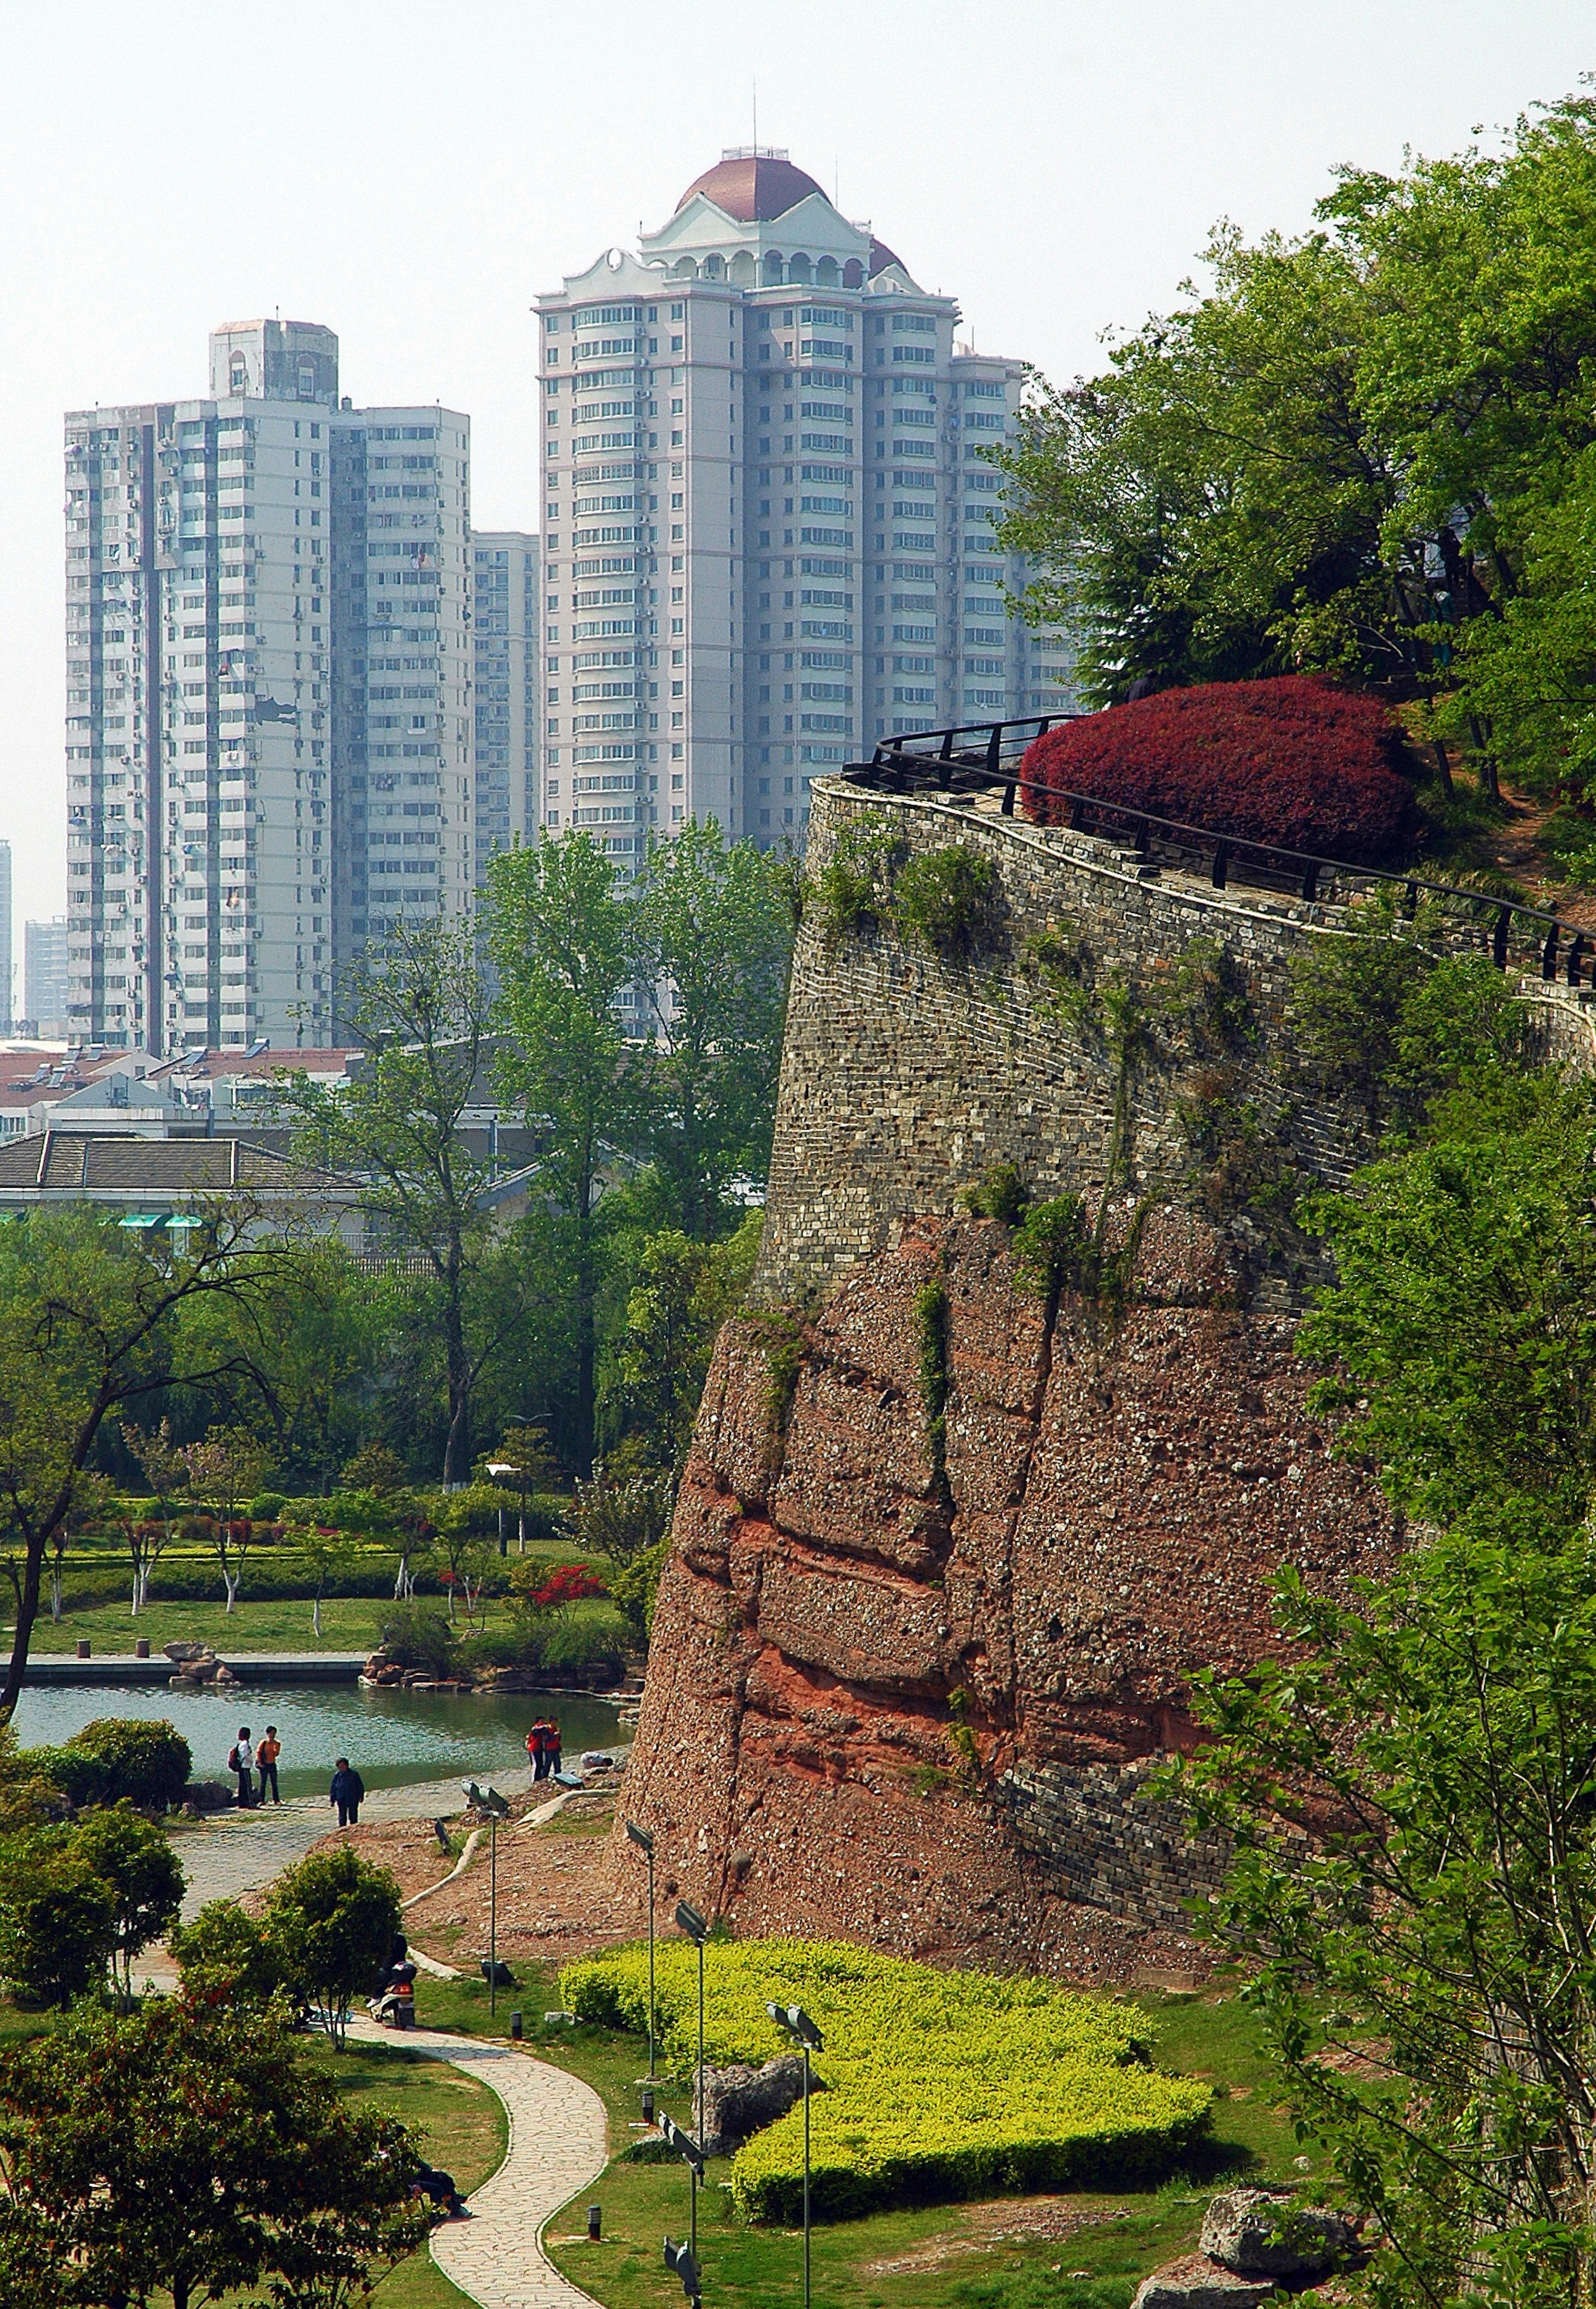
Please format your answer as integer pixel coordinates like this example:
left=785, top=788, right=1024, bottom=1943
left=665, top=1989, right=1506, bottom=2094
left=183, top=1422, right=271, bottom=1611
left=0, top=1206, right=284, bottom=1719
left=488, top=830, right=636, bottom=1471
left=616, top=1214, right=762, bottom=1472
left=0, top=1830, right=117, bottom=2007
left=286, top=916, right=495, bottom=1487
left=1298, top=1072, right=1596, bottom=1533
left=630, top=821, right=796, bottom=1238
left=1180, top=1518, right=1596, bottom=2309
left=0, top=1989, right=427, bottom=2309
left=120, top=1414, right=189, bottom=1614
left=169, top=1895, right=287, bottom=2010
left=265, top=1843, right=401, bottom=2051
left=72, top=1802, right=185, bottom=2006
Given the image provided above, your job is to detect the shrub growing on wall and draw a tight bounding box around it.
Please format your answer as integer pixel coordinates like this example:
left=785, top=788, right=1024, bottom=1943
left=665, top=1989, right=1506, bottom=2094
left=1021, top=677, right=1419, bottom=866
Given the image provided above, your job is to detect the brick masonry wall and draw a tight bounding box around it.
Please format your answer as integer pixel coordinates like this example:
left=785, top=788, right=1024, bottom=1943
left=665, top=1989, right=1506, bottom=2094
left=1001, top=1757, right=1231, bottom=1936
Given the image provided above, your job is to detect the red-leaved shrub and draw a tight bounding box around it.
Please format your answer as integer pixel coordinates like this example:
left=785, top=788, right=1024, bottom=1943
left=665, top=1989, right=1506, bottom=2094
left=1020, top=677, right=1419, bottom=866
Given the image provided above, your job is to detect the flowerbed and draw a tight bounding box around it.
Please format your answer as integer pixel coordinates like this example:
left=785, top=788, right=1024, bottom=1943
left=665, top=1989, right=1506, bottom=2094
left=1021, top=676, right=1419, bottom=866
left=561, top=1938, right=1211, bottom=2221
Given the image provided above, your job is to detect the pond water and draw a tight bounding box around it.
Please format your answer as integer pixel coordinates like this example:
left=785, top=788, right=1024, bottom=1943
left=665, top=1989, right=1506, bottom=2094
left=11, top=1681, right=624, bottom=1802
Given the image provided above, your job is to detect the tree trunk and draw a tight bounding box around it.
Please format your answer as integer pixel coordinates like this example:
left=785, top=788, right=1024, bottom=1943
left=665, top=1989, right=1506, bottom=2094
left=394, top=1550, right=410, bottom=1601
left=49, top=1566, right=64, bottom=1623
left=1432, top=739, right=1455, bottom=798
left=441, top=1262, right=471, bottom=1489
left=223, top=1568, right=239, bottom=1613
left=0, top=1519, right=49, bottom=1723
left=312, top=1592, right=322, bottom=1638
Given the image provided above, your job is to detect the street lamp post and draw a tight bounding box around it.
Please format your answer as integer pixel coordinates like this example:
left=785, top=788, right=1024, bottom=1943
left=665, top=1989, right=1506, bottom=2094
left=659, top=2110, right=705, bottom=2277
left=465, top=1782, right=510, bottom=2017
left=675, top=1900, right=709, bottom=2159
left=768, top=2002, right=824, bottom=2309
left=624, top=1819, right=657, bottom=2077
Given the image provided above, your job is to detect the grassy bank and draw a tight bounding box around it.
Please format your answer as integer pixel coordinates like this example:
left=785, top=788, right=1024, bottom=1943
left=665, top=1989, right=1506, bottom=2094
left=395, top=1966, right=1311, bottom=2309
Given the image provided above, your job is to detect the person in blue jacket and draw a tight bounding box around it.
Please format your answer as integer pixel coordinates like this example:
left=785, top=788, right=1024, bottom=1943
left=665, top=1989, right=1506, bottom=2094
left=330, top=1756, right=365, bottom=1827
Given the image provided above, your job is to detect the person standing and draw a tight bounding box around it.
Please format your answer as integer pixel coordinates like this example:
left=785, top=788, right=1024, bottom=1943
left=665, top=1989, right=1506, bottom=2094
left=329, top=1756, right=365, bottom=1828
left=229, top=1726, right=255, bottom=1809
left=256, top=1724, right=282, bottom=1805
left=525, top=1720, right=546, bottom=1782
left=547, top=1717, right=562, bottom=1779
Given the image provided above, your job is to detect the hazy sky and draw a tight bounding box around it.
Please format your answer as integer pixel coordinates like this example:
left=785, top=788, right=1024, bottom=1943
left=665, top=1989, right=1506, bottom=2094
left=1, top=0, right=1590, bottom=954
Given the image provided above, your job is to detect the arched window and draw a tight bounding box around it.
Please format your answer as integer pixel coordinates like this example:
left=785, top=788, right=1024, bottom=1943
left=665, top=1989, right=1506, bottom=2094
left=842, top=259, right=864, bottom=290
left=672, top=256, right=698, bottom=278
left=229, top=354, right=247, bottom=392
left=704, top=252, right=723, bottom=278
left=816, top=256, right=838, bottom=286
left=298, top=362, right=315, bottom=398
left=763, top=251, right=785, bottom=284
left=787, top=252, right=811, bottom=284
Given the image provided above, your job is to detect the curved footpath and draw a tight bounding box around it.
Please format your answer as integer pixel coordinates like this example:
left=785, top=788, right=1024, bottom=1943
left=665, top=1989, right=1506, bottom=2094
left=347, top=2016, right=609, bottom=2309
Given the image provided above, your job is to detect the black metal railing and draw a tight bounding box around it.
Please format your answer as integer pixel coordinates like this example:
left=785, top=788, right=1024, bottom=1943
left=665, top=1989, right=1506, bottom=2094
left=841, top=717, right=1594, bottom=990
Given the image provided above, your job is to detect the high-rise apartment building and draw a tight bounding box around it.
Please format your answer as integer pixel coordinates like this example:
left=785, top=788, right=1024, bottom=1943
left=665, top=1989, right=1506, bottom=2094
left=24, top=918, right=68, bottom=1039
left=0, top=842, right=11, bottom=1033
left=535, top=150, right=1075, bottom=852
left=65, top=321, right=471, bottom=1052
left=471, top=532, right=539, bottom=879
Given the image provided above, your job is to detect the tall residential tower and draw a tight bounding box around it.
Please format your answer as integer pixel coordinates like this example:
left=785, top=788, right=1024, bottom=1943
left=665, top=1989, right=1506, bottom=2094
left=471, top=530, right=540, bottom=881
left=535, top=151, right=1075, bottom=853
left=65, top=321, right=471, bottom=1052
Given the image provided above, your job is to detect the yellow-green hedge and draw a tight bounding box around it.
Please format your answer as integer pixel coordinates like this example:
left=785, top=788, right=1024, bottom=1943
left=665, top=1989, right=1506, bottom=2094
left=560, top=1938, right=1211, bottom=2221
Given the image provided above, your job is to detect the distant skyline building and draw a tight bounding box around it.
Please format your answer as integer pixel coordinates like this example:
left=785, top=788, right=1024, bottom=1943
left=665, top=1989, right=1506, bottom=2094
left=24, top=916, right=67, bottom=1039
left=471, top=531, right=540, bottom=880
left=0, top=842, right=11, bottom=1032
left=65, top=320, right=472, bottom=1053
left=535, top=149, right=1075, bottom=851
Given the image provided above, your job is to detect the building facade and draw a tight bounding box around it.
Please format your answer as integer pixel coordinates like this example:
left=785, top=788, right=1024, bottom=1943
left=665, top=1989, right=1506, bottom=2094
left=22, top=917, right=68, bottom=1039
left=534, top=151, right=1076, bottom=853
left=471, top=531, right=540, bottom=881
left=0, top=842, right=11, bottom=1033
left=65, top=321, right=472, bottom=1053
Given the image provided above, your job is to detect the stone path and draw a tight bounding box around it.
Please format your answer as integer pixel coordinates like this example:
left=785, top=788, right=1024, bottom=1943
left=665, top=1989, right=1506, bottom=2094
left=346, top=2016, right=609, bottom=2309
left=167, top=1767, right=544, bottom=1922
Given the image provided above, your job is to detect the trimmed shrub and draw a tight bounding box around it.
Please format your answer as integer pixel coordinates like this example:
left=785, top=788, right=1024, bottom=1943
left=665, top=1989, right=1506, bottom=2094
left=1021, top=677, right=1420, bottom=866
left=32, top=1719, right=192, bottom=1813
left=561, top=1938, right=1210, bottom=2221
left=377, top=1605, right=455, bottom=1676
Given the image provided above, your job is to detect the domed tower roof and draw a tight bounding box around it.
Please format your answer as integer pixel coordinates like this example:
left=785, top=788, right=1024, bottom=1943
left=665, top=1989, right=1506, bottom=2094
left=677, top=151, right=828, bottom=223
left=868, top=235, right=905, bottom=277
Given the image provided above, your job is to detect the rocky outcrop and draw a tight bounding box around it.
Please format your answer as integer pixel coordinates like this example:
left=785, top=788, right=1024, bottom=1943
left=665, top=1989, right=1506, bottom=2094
left=615, top=1202, right=1398, bottom=1981
left=1201, top=2188, right=1353, bottom=2279
left=694, top=2053, right=812, bottom=2155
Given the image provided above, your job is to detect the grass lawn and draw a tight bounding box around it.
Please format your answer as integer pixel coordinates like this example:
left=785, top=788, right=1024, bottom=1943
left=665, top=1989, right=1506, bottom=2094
left=23, top=1584, right=604, bottom=1658
left=398, top=1962, right=1315, bottom=2309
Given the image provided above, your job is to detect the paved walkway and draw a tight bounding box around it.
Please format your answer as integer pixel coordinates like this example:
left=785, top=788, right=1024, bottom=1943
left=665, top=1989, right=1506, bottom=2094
left=165, top=1767, right=545, bottom=1922
left=347, top=2016, right=609, bottom=2309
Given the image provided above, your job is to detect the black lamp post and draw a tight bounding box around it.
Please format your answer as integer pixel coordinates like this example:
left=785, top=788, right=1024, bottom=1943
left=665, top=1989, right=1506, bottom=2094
left=464, top=1782, right=510, bottom=2016
left=625, top=1818, right=657, bottom=2077
left=664, top=2233, right=702, bottom=2307
left=660, top=2109, right=705, bottom=2278
left=767, top=2001, right=824, bottom=2309
left=675, top=1899, right=709, bottom=2159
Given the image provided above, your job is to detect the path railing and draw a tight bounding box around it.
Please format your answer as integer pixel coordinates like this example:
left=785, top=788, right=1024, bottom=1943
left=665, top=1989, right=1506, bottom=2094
left=842, top=716, right=1594, bottom=989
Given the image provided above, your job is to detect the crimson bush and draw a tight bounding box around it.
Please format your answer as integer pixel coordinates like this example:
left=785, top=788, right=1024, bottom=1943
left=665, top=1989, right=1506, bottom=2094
left=1021, top=677, right=1419, bottom=865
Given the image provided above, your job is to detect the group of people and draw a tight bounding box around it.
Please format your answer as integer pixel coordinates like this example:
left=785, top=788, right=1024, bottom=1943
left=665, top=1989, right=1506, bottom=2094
left=225, top=1726, right=366, bottom=1826
left=525, top=1716, right=563, bottom=1780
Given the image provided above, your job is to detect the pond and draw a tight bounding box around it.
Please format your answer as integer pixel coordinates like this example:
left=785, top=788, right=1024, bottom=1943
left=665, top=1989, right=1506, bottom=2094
left=11, top=1680, right=625, bottom=1802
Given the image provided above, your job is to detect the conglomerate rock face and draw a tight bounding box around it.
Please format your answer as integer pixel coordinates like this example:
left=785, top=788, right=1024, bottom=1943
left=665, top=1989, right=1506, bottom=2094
left=613, top=1203, right=1398, bottom=1982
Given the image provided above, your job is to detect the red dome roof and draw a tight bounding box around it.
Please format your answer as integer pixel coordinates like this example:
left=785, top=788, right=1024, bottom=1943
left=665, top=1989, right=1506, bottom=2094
left=677, top=153, right=828, bottom=223
left=868, top=236, right=904, bottom=278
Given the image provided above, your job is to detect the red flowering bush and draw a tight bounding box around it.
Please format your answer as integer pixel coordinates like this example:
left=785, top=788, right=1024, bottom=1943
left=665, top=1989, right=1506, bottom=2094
left=514, top=1562, right=608, bottom=1615
left=1021, top=677, right=1419, bottom=866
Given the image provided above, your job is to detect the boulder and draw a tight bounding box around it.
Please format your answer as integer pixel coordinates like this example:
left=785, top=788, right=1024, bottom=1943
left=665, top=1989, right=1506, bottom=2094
left=1202, top=2189, right=1353, bottom=2279
left=1130, top=2254, right=1276, bottom=2309
left=181, top=1780, right=234, bottom=1814
left=164, top=1640, right=212, bottom=1662
left=694, top=2052, right=812, bottom=2156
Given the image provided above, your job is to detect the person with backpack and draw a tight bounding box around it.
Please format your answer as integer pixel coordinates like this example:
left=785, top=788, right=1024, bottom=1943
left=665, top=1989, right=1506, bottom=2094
left=256, top=1725, right=282, bottom=1806
left=546, top=1717, right=563, bottom=1778
left=329, top=1756, right=365, bottom=1827
left=229, top=1727, right=254, bottom=1809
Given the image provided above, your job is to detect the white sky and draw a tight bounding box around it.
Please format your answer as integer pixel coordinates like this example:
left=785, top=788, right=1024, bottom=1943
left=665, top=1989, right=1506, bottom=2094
left=0, top=0, right=1590, bottom=960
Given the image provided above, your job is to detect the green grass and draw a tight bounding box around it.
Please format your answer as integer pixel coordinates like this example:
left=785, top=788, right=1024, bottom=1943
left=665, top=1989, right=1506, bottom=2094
left=22, top=1579, right=612, bottom=1658
left=390, top=1960, right=1314, bottom=2309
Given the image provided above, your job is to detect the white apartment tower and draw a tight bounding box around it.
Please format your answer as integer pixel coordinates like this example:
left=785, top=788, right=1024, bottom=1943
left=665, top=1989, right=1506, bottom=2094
left=471, top=532, right=540, bottom=880
left=65, top=321, right=471, bottom=1053
left=536, top=151, right=1075, bottom=852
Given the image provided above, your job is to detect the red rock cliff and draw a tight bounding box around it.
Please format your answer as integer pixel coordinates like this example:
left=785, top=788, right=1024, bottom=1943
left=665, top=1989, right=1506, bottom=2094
left=615, top=1203, right=1398, bottom=1983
